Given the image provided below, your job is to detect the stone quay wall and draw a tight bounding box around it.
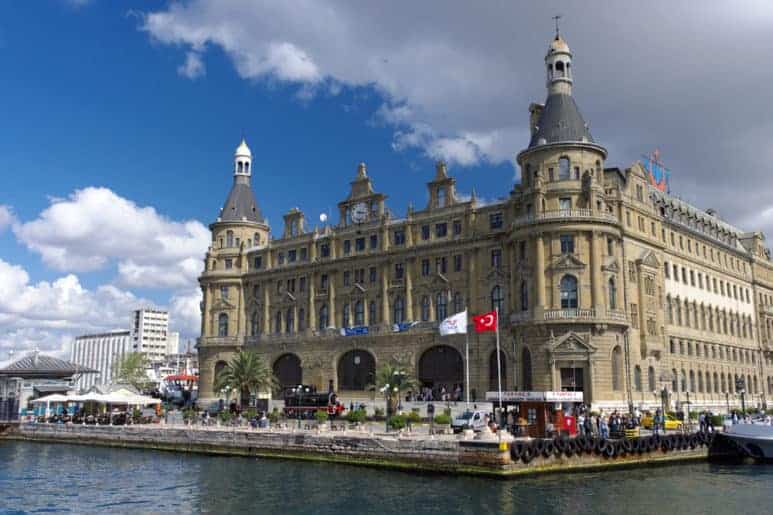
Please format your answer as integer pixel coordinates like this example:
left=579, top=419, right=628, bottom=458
left=3, top=424, right=714, bottom=477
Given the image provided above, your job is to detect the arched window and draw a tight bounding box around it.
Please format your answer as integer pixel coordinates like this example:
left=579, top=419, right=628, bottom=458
left=491, top=286, right=504, bottom=313
left=634, top=365, right=642, bottom=392
left=393, top=297, right=405, bottom=324
left=555, top=60, right=565, bottom=76
left=520, top=281, right=528, bottom=311
left=354, top=300, right=364, bottom=326
left=318, top=304, right=329, bottom=330
left=298, top=308, right=306, bottom=332
left=453, top=292, right=464, bottom=313
left=681, top=369, right=687, bottom=392
left=754, top=375, right=758, bottom=394
left=436, top=293, right=447, bottom=321
left=522, top=347, right=533, bottom=390
left=254, top=232, right=261, bottom=245
left=420, top=296, right=430, bottom=322
left=648, top=366, right=656, bottom=391
left=342, top=303, right=350, bottom=328
left=226, top=231, right=234, bottom=248
left=698, top=371, right=703, bottom=392
left=285, top=308, right=294, bottom=334
left=250, top=311, right=259, bottom=336
left=244, top=161, right=250, bottom=173
left=437, top=187, right=446, bottom=208
left=666, top=296, right=673, bottom=323
left=714, top=372, right=719, bottom=394
left=368, top=301, right=376, bottom=325
left=611, top=346, right=623, bottom=391
left=489, top=350, right=507, bottom=391
left=558, top=156, right=570, bottom=180
left=608, top=278, right=617, bottom=310
left=217, top=313, right=228, bottom=337
left=671, top=368, right=678, bottom=391
left=560, top=275, right=578, bottom=309
left=238, top=161, right=243, bottom=173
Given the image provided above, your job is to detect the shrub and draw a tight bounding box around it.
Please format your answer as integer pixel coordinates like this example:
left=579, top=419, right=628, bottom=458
left=246, top=408, right=258, bottom=420
left=373, top=407, right=385, bottom=419
left=314, top=410, right=329, bottom=423
left=182, top=407, right=196, bottom=422
left=688, top=411, right=699, bottom=421
left=218, top=411, right=233, bottom=424
left=267, top=407, right=280, bottom=423
left=434, top=414, right=452, bottom=425
left=443, top=407, right=452, bottom=417
left=709, top=415, right=724, bottom=427
left=406, top=410, right=422, bottom=424
left=346, top=409, right=367, bottom=424
left=388, top=414, right=406, bottom=430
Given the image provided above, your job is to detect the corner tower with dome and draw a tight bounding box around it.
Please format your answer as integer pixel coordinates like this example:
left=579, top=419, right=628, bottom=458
left=196, top=33, right=773, bottom=414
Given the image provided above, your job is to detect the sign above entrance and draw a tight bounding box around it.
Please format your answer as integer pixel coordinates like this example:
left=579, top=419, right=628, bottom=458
left=484, top=391, right=583, bottom=402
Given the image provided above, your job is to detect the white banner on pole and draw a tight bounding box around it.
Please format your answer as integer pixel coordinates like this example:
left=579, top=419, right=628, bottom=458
left=438, top=310, right=467, bottom=335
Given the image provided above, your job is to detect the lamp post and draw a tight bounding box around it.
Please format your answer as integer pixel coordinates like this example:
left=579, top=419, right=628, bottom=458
left=380, top=384, right=390, bottom=432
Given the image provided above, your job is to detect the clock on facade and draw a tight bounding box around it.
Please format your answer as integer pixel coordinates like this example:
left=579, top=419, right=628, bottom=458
left=351, top=202, right=368, bottom=223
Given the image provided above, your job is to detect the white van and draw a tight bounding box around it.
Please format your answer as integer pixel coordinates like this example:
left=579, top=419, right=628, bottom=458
left=451, top=410, right=487, bottom=433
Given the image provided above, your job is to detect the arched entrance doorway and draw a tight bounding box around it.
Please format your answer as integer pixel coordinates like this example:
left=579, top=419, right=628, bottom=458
left=418, top=345, right=463, bottom=392
left=489, top=350, right=507, bottom=391
left=337, top=350, right=375, bottom=391
left=273, top=354, right=303, bottom=389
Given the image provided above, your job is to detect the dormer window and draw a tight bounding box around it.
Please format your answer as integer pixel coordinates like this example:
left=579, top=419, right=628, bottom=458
left=558, top=157, right=570, bottom=180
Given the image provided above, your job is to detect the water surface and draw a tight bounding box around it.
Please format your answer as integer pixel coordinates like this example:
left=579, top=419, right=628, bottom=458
left=0, top=441, right=770, bottom=514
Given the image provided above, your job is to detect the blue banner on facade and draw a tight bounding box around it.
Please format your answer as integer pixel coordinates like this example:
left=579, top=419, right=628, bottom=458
left=392, top=321, right=418, bottom=333
left=340, top=326, right=369, bottom=336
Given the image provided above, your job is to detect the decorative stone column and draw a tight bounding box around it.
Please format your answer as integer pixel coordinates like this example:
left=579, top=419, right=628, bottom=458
left=328, top=275, right=336, bottom=328
left=381, top=263, right=390, bottom=326
left=405, top=259, right=414, bottom=321
left=238, top=283, right=247, bottom=336
left=590, top=231, right=604, bottom=315
left=308, top=273, right=316, bottom=332
left=535, top=235, right=546, bottom=308
left=262, top=286, right=271, bottom=334
left=202, top=286, right=211, bottom=336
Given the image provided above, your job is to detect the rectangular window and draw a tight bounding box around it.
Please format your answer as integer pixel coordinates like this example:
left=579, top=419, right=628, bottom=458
left=276, top=281, right=282, bottom=293
left=343, top=240, right=351, bottom=255
left=355, top=238, right=365, bottom=252
left=253, top=256, right=262, bottom=269
left=369, top=266, right=377, bottom=284
left=636, top=184, right=643, bottom=201
left=626, top=211, right=631, bottom=226
left=491, top=249, right=502, bottom=268
left=638, top=216, right=645, bottom=232
left=698, top=274, right=703, bottom=289
left=629, top=261, right=636, bottom=282
left=607, top=238, right=614, bottom=256
left=321, top=274, right=328, bottom=290
left=713, top=278, right=717, bottom=293
left=299, top=277, right=306, bottom=292
left=220, top=286, right=229, bottom=299
left=453, top=220, right=462, bottom=236
left=454, top=254, right=463, bottom=272
left=421, top=259, right=430, bottom=276
left=664, top=262, right=670, bottom=279
left=393, top=229, right=405, bottom=246
left=394, top=263, right=404, bottom=280
left=519, top=241, right=526, bottom=260
left=287, top=278, right=295, bottom=292
left=651, top=221, right=656, bottom=236
left=288, top=249, right=297, bottom=262
left=489, top=212, right=503, bottom=229
left=355, top=269, right=364, bottom=284
left=300, top=247, right=307, bottom=261
left=630, top=304, right=639, bottom=329
left=436, top=256, right=447, bottom=274
left=560, top=235, right=575, bottom=254
left=343, top=271, right=351, bottom=286
left=278, top=253, right=285, bottom=265
left=690, top=270, right=695, bottom=286
left=320, top=243, right=330, bottom=258
left=670, top=232, right=675, bottom=246
left=681, top=267, right=687, bottom=284
left=369, top=234, right=378, bottom=249
left=436, top=223, right=447, bottom=238
left=224, top=258, right=233, bottom=269
left=421, top=225, right=430, bottom=240
left=559, top=197, right=571, bottom=210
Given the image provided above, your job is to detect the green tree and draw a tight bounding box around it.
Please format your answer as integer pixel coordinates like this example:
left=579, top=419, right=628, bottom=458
left=213, top=351, right=278, bottom=407
left=112, top=352, right=153, bottom=392
left=371, top=362, right=418, bottom=417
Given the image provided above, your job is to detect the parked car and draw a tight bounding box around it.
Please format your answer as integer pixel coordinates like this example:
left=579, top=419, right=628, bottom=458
left=451, top=410, right=487, bottom=433
left=641, top=413, right=683, bottom=430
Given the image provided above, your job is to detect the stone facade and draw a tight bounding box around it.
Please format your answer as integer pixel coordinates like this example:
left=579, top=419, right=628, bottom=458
left=197, top=34, right=773, bottom=412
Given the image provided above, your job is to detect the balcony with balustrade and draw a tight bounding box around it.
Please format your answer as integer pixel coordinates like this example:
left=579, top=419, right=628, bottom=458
left=510, top=307, right=628, bottom=326
left=513, top=208, right=618, bottom=228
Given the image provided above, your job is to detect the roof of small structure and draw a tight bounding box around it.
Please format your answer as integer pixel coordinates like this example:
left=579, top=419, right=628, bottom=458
left=0, top=352, right=97, bottom=378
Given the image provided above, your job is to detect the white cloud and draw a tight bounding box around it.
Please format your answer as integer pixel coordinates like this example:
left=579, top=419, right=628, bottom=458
left=178, top=51, right=205, bottom=79
left=0, top=205, right=16, bottom=233
left=13, top=187, right=209, bottom=288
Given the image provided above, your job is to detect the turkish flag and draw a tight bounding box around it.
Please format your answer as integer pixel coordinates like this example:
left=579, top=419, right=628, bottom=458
left=472, top=310, right=497, bottom=332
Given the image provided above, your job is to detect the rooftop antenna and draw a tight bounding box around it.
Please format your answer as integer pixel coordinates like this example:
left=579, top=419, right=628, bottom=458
left=552, top=14, right=562, bottom=39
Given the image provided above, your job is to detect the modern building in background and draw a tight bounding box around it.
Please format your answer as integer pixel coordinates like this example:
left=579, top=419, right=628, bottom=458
left=196, top=32, right=773, bottom=412
left=132, top=308, right=176, bottom=363
left=70, top=330, right=132, bottom=391
left=166, top=332, right=180, bottom=357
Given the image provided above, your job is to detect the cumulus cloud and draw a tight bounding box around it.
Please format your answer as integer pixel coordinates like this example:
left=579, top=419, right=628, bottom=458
left=13, top=187, right=209, bottom=287
left=139, top=0, right=773, bottom=236
left=0, top=205, right=16, bottom=233
left=178, top=50, right=205, bottom=79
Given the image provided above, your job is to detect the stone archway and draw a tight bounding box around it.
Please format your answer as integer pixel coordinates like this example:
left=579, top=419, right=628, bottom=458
left=418, top=345, right=463, bottom=390
left=337, top=349, right=375, bottom=391
left=273, top=353, right=303, bottom=389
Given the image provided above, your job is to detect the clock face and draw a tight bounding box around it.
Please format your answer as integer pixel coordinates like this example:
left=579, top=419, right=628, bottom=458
left=351, top=202, right=368, bottom=223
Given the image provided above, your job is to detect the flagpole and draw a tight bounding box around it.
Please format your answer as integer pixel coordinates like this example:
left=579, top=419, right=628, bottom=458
left=465, top=310, right=470, bottom=407
left=495, top=307, right=502, bottom=411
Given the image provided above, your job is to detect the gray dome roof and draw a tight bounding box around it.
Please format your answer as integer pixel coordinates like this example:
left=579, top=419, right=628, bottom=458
left=220, top=178, right=264, bottom=223
left=528, top=93, right=594, bottom=149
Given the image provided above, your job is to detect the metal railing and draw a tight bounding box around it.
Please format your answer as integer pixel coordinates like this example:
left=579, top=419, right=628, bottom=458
left=513, top=209, right=618, bottom=226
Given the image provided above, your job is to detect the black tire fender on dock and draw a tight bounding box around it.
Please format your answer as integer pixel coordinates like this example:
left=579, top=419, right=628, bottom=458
left=534, top=439, right=546, bottom=457
left=564, top=439, right=575, bottom=458
left=622, top=438, right=633, bottom=454
left=521, top=442, right=536, bottom=463
left=542, top=439, right=555, bottom=458
left=584, top=437, right=595, bottom=454
left=593, top=438, right=604, bottom=455
left=602, top=441, right=616, bottom=459
left=510, top=442, right=524, bottom=461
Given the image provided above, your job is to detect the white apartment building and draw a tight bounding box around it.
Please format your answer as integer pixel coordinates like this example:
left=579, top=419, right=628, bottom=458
left=70, top=330, right=131, bottom=391
left=132, top=308, right=171, bottom=363
left=166, top=331, right=180, bottom=357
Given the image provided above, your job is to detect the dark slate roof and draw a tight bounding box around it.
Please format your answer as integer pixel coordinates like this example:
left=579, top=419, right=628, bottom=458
left=219, top=179, right=264, bottom=223
left=528, top=93, right=594, bottom=149
left=0, top=353, right=97, bottom=377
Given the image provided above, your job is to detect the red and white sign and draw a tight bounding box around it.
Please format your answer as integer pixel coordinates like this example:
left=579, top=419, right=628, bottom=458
left=484, top=391, right=584, bottom=402
left=472, top=310, right=497, bottom=332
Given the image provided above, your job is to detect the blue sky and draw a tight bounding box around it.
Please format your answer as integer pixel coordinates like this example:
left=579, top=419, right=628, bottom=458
left=2, top=1, right=773, bottom=362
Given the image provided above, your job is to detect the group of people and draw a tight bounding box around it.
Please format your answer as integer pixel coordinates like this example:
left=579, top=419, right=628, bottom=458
left=575, top=409, right=640, bottom=438
left=405, top=384, right=464, bottom=402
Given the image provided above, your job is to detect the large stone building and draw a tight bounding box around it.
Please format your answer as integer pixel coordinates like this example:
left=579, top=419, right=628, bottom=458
left=197, top=33, right=773, bottom=412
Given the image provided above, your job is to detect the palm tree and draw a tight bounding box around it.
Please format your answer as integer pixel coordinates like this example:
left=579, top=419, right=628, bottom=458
left=213, top=351, right=278, bottom=407
left=371, top=362, right=418, bottom=417
left=112, top=352, right=153, bottom=392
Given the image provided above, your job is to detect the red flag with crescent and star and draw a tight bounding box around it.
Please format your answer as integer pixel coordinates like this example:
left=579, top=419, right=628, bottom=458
left=472, top=310, right=497, bottom=332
